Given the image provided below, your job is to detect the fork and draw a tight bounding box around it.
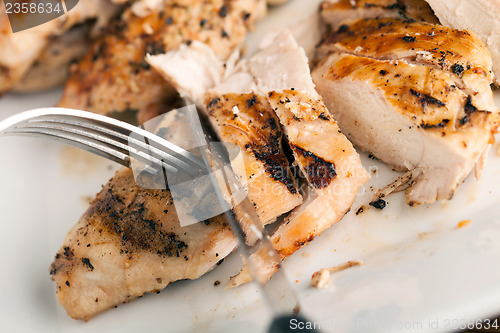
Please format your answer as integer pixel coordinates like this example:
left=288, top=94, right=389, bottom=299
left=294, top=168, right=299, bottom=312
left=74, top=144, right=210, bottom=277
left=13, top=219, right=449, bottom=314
left=0, top=106, right=314, bottom=332
left=0, top=107, right=206, bottom=177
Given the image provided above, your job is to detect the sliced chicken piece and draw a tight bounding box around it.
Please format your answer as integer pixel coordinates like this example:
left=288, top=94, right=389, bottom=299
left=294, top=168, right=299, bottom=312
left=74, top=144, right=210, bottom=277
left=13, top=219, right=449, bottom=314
left=424, top=0, right=500, bottom=86
left=150, top=42, right=303, bottom=241
left=204, top=93, right=303, bottom=232
left=320, top=0, right=438, bottom=29
left=151, top=30, right=368, bottom=284
left=318, top=18, right=496, bottom=112
left=0, top=0, right=122, bottom=95
left=267, top=90, right=370, bottom=255
left=229, top=32, right=370, bottom=285
left=58, top=0, right=267, bottom=124
left=312, top=52, right=499, bottom=205
left=50, top=167, right=236, bottom=320
left=13, top=23, right=93, bottom=93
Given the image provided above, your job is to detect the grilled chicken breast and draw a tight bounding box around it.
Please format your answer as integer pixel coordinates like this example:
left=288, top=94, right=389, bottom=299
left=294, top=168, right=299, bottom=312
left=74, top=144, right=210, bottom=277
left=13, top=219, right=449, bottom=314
left=313, top=52, right=498, bottom=205
left=266, top=90, right=370, bottom=257
left=57, top=0, right=266, bottom=124
left=318, top=18, right=496, bottom=112
left=320, top=0, right=438, bottom=29
left=314, top=15, right=498, bottom=205
left=229, top=32, right=370, bottom=285
left=151, top=31, right=369, bottom=285
left=149, top=41, right=303, bottom=233
left=13, top=23, right=93, bottom=93
left=424, top=0, right=500, bottom=86
left=150, top=44, right=303, bottom=243
left=0, top=0, right=122, bottom=95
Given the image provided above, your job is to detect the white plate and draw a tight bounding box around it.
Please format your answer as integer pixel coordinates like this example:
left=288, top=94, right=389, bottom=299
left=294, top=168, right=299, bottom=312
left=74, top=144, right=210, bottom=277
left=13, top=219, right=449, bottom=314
left=1, top=1, right=500, bottom=332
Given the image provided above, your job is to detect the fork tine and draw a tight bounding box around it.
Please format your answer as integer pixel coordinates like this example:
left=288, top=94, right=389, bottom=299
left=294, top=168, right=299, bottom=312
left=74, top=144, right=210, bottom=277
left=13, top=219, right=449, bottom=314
left=14, top=120, right=196, bottom=175
left=27, top=116, right=206, bottom=174
left=3, top=128, right=132, bottom=167
left=0, top=108, right=207, bottom=176
left=4, top=126, right=179, bottom=175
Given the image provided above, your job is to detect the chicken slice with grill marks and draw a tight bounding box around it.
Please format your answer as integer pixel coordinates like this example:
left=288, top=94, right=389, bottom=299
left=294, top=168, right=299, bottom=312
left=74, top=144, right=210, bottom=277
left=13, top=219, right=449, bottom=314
left=320, top=0, right=438, bottom=29
left=312, top=52, right=499, bottom=205
left=149, top=32, right=368, bottom=285
left=57, top=0, right=267, bottom=124
left=0, top=0, right=122, bottom=96
left=203, top=93, right=303, bottom=243
left=229, top=32, right=370, bottom=286
left=424, top=0, right=500, bottom=86
left=151, top=31, right=370, bottom=284
left=148, top=41, right=303, bottom=243
left=318, top=18, right=496, bottom=112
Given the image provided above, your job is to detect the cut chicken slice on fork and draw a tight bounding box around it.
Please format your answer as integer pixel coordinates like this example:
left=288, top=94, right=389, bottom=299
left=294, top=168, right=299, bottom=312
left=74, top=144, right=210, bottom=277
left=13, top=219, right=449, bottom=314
left=149, top=42, right=303, bottom=240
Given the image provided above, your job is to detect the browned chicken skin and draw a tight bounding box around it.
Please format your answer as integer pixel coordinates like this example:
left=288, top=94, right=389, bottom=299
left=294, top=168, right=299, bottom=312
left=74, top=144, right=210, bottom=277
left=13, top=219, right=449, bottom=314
left=318, top=18, right=496, bottom=112
left=58, top=0, right=266, bottom=124
left=320, top=0, right=439, bottom=28
left=424, top=0, right=500, bottom=86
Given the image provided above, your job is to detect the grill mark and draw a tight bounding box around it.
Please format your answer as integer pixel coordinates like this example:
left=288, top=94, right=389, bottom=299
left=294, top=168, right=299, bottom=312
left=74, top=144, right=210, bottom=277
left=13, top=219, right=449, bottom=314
left=338, top=24, right=349, bottom=33
left=451, top=63, right=465, bottom=77
left=246, top=95, right=257, bottom=108
left=208, top=94, right=299, bottom=196
left=81, top=258, right=94, bottom=271
left=251, top=117, right=298, bottom=195
left=420, top=119, right=449, bottom=129
left=318, top=112, right=330, bottom=120
left=410, top=89, right=445, bottom=110
left=207, top=97, right=221, bottom=109
left=464, top=95, right=478, bottom=114
left=290, top=144, right=337, bottom=189
left=460, top=95, right=479, bottom=125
